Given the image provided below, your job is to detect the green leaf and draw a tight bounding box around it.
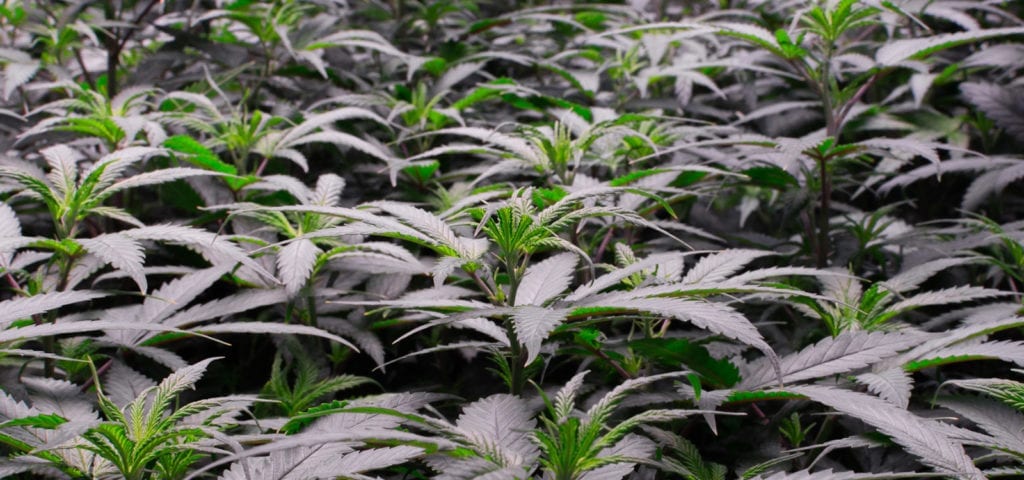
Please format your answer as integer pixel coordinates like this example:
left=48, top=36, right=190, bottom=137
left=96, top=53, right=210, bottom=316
left=0, top=413, right=68, bottom=430
left=773, top=29, right=807, bottom=59
left=467, top=18, right=511, bottom=36
left=669, top=170, right=709, bottom=187
left=569, top=306, right=630, bottom=317
left=711, top=22, right=785, bottom=57
left=575, top=11, right=606, bottom=30
left=164, top=135, right=251, bottom=189
left=725, top=390, right=804, bottom=403
left=280, top=400, right=349, bottom=434
left=402, top=160, right=439, bottom=182
left=574, top=328, right=602, bottom=349
left=532, top=187, right=567, bottom=208
left=904, top=355, right=996, bottom=372
left=609, top=168, right=669, bottom=187
left=876, top=27, right=1024, bottom=66
left=159, top=180, right=206, bottom=213
left=742, top=166, right=798, bottom=189
left=687, top=373, right=703, bottom=402
left=630, top=338, right=740, bottom=388
left=164, top=135, right=235, bottom=175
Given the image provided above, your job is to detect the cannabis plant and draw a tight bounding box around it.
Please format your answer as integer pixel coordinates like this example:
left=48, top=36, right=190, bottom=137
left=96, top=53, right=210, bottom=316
left=0, top=0, right=1022, bottom=478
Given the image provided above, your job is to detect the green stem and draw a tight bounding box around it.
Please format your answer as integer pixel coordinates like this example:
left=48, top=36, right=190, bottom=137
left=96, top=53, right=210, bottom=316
left=103, top=0, right=119, bottom=99
left=42, top=254, right=75, bottom=377
left=247, top=39, right=274, bottom=110
left=284, top=302, right=296, bottom=324
left=507, top=331, right=525, bottom=396
left=504, top=254, right=522, bottom=305
left=816, top=155, right=831, bottom=268
left=801, top=207, right=819, bottom=268
left=817, top=47, right=837, bottom=268
left=305, top=286, right=318, bottom=327
left=503, top=253, right=527, bottom=395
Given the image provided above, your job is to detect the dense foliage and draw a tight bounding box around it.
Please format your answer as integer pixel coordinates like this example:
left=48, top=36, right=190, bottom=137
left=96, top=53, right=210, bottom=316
left=0, top=0, right=1022, bottom=478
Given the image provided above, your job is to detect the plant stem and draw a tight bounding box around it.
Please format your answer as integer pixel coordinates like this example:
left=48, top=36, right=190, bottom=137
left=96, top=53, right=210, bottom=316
left=817, top=46, right=837, bottom=268
left=504, top=254, right=522, bottom=305
left=507, top=336, right=525, bottom=395
left=253, top=156, right=271, bottom=177
left=41, top=256, right=75, bottom=377
left=4, top=271, right=24, bottom=296
left=305, top=287, right=318, bottom=326
left=103, top=0, right=119, bottom=99
left=74, top=49, right=96, bottom=90
left=835, top=72, right=880, bottom=127
left=593, top=226, right=615, bottom=263
left=585, top=344, right=633, bottom=380
left=750, top=402, right=769, bottom=425
left=100, top=0, right=163, bottom=100
left=816, top=155, right=831, bottom=268
left=802, top=207, right=819, bottom=267
left=502, top=253, right=527, bottom=395
left=116, top=0, right=162, bottom=52
left=469, top=270, right=496, bottom=301
left=80, top=358, right=115, bottom=392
